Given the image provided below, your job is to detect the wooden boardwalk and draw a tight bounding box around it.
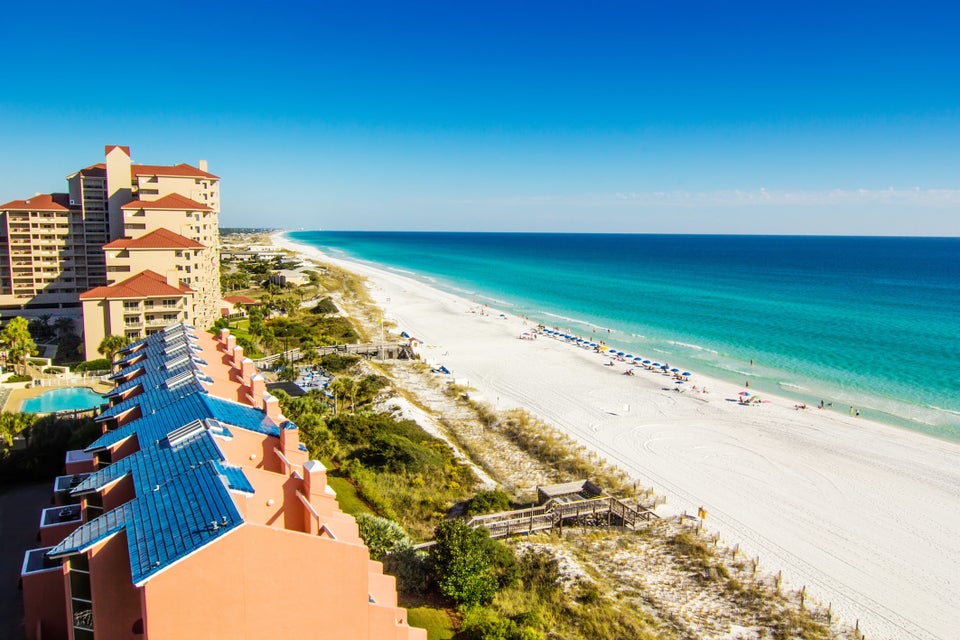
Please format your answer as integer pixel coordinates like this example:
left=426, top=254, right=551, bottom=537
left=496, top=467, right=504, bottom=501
left=253, top=342, right=412, bottom=368
left=467, top=496, right=658, bottom=539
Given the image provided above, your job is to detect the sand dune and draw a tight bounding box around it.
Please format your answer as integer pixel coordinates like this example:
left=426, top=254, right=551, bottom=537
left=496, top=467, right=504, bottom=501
left=275, top=233, right=960, bottom=640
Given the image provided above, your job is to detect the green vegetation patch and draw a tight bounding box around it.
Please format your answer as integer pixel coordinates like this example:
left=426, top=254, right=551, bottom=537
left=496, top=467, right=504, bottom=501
left=405, top=606, right=455, bottom=640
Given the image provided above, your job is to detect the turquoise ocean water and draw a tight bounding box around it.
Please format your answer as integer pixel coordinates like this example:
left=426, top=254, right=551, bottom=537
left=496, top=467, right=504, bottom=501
left=289, top=231, right=960, bottom=442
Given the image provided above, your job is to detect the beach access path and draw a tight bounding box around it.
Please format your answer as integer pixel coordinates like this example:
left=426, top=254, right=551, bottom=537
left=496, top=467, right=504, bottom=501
left=274, top=233, right=960, bottom=640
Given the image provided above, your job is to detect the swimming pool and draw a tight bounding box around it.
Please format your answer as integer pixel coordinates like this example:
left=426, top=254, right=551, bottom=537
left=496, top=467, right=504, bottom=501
left=21, top=387, right=105, bottom=413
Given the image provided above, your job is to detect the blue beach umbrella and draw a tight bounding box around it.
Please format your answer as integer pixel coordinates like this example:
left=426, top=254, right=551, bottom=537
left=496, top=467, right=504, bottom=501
left=624, top=354, right=634, bottom=359
left=681, top=372, right=691, bottom=377
left=617, top=351, right=625, bottom=356
left=661, top=365, right=669, bottom=370
left=651, top=362, right=660, bottom=367
left=643, top=360, right=651, bottom=365
left=671, top=368, right=680, bottom=372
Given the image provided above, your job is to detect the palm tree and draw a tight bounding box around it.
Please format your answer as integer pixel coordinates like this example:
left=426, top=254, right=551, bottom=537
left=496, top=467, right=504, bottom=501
left=328, top=377, right=350, bottom=416
left=1, top=317, right=37, bottom=375
left=98, top=334, right=130, bottom=363
left=347, top=377, right=360, bottom=413
left=53, top=316, right=75, bottom=338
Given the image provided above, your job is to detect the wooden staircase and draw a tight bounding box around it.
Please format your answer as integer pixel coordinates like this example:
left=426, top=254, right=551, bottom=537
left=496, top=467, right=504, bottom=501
left=467, top=496, right=658, bottom=539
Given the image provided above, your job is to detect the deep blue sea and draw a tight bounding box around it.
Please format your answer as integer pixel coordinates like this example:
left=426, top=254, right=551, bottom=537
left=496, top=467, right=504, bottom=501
left=289, top=231, right=960, bottom=441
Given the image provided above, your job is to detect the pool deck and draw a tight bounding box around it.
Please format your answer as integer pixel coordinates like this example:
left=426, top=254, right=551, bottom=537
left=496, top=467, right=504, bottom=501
left=2, top=381, right=114, bottom=414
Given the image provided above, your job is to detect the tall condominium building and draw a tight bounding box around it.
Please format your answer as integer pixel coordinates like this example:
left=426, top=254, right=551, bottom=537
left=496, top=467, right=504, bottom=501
left=0, top=145, right=223, bottom=357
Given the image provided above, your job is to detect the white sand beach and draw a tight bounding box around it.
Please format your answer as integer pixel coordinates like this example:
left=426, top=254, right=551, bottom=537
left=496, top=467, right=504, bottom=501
left=274, top=233, right=960, bottom=640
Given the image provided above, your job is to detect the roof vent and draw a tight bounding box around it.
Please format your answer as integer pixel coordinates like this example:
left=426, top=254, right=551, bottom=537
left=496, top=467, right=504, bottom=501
left=165, top=419, right=206, bottom=446
left=164, top=370, right=195, bottom=390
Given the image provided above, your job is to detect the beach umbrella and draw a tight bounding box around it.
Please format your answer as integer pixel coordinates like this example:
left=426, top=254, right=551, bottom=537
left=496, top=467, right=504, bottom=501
left=589, top=343, right=597, bottom=347
left=651, top=362, right=660, bottom=367
left=738, top=391, right=750, bottom=396
left=624, top=354, right=634, bottom=359
left=616, top=351, right=625, bottom=356
left=643, top=360, right=651, bottom=365
left=660, top=364, right=669, bottom=370
left=670, top=368, right=680, bottom=373
left=681, top=372, right=691, bottom=377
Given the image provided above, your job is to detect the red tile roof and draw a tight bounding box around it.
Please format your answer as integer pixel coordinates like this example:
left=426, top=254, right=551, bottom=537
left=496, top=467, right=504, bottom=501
left=222, top=295, right=257, bottom=305
left=121, top=192, right=212, bottom=212
left=0, top=193, right=71, bottom=211
left=102, top=227, right=206, bottom=250
left=78, top=163, right=107, bottom=178
left=79, top=270, right=194, bottom=300
left=105, top=145, right=131, bottom=156
left=132, top=163, right=219, bottom=180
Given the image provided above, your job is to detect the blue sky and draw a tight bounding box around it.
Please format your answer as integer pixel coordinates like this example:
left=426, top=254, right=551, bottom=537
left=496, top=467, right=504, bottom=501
left=1, top=1, right=958, bottom=234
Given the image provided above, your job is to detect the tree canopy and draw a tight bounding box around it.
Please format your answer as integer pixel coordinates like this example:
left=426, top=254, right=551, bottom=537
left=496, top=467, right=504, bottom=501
left=97, top=334, right=130, bottom=361
left=1, top=317, right=37, bottom=374
left=430, top=519, right=499, bottom=607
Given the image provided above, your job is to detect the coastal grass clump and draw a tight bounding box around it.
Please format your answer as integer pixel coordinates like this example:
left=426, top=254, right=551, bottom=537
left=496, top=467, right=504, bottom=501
left=483, top=539, right=668, bottom=640
left=497, top=408, right=642, bottom=499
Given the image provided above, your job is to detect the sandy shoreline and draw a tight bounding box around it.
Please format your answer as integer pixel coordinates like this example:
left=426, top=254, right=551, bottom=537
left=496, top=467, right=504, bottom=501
left=274, top=232, right=960, bottom=640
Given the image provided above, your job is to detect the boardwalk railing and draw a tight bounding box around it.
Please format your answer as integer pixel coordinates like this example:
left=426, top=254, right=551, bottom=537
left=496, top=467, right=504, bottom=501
left=468, top=496, right=658, bottom=539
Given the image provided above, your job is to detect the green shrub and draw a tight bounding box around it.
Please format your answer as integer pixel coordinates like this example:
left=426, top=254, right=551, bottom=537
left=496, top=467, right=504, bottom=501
left=430, top=519, right=502, bottom=607
left=321, top=353, right=359, bottom=372
left=459, top=608, right=543, bottom=640
left=311, top=297, right=339, bottom=314
left=383, top=547, right=433, bottom=595
left=356, top=513, right=412, bottom=560
left=351, top=433, right=444, bottom=473
left=7, top=374, right=31, bottom=383
left=74, top=359, right=111, bottom=372
left=464, top=489, right=513, bottom=517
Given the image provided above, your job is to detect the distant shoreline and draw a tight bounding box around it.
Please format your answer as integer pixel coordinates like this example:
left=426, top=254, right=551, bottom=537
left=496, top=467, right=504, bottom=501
left=278, top=229, right=960, bottom=444
left=272, top=229, right=960, bottom=640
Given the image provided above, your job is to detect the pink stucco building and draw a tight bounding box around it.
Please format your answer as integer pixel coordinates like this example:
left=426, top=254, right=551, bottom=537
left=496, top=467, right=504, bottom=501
left=20, top=323, right=425, bottom=640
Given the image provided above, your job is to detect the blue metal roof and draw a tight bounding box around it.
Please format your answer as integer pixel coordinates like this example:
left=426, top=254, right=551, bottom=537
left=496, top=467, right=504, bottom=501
left=96, top=376, right=208, bottom=421
left=74, top=430, right=226, bottom=495
left=48, top=321, right=271, bottom=587
left=213, top=460, right=255, bottom=494
left=49, top=461, right=244, bottom=586
left=87, top=392, right=287, bottom=453
left=48, top=504, right=131, bottom=557
left=112, top=327, right=199, bottom=374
